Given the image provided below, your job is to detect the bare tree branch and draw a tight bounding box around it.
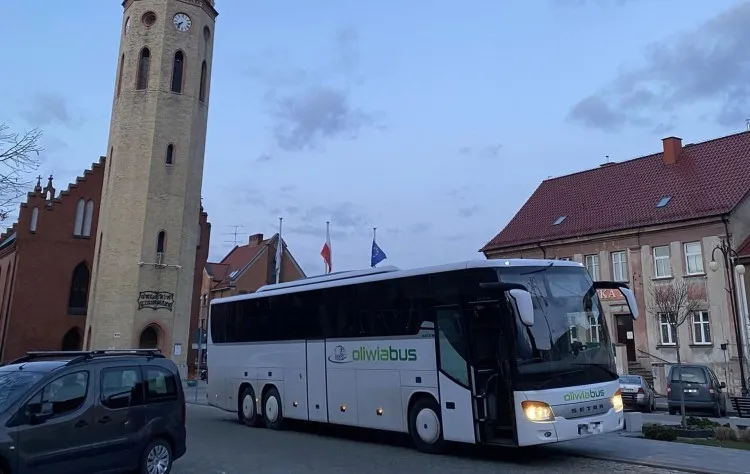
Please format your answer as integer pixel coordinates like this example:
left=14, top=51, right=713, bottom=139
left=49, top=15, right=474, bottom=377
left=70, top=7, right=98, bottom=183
left=0, top=123, right=44, bottom=223
left=646, top=279, right=705, bottom=426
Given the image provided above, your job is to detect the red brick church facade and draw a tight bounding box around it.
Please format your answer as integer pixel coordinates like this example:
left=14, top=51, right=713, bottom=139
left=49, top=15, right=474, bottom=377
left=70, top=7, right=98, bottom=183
left=0, top=157, right=210, bottom=371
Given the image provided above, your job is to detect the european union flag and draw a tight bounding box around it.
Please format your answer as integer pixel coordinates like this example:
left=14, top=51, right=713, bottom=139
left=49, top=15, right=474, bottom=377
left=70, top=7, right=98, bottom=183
left=371, top=239, right=387, bottom=267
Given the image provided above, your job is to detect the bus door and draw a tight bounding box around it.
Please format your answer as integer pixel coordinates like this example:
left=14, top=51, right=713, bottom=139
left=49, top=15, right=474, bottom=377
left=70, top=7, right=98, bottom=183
left=467, top=300, right=515, bottom=443
left=433, top=305, right=476, bottom=444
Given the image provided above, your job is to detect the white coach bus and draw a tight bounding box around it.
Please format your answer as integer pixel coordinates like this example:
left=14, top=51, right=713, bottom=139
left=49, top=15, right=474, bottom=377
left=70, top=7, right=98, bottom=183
left=206, top=259, right=638, bottom=453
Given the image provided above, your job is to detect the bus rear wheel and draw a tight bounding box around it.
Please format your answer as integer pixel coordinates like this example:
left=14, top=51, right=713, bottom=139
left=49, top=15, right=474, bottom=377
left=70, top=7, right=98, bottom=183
left=408, top=397, right=447, bottom=454
left=238, top=386, right=260, bottom=427
left=262, top=386, right=284, bottom=430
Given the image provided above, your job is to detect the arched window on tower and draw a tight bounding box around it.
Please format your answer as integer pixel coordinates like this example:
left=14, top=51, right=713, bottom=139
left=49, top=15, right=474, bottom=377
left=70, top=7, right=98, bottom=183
left=156, top=231, right=166, bottom=264
left=166, top=144, right=174, bottom=165
left=117, top=53, right=125, bottom=97
left=136, top=47, right=151, bottom=90
left=30, top=206, right=39, bottom=233
left=171, top=51, right=185, bottom=93
left=73, top=199, right=85, bottom=236
left=199, top=61, right=207, bottom=102
left=83, top=200, right=94, bottom=237
left=68, top=262, right=90, bottom=315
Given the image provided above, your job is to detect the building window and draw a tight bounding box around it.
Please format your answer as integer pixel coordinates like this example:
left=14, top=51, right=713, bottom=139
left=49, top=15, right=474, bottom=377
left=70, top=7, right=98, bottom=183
left=692, top=311, right=711, bottom=344
left=653, top=245, right=671, bottom=278
left=30, top=206, right=39, bottom=233
left=588, top=316, right=601, bottom=343
left=156, top=231, right=166, bottom=263
left=73, top=199, right=85, bottom=236
left=558, top=257, right=571, bottom=261
left=199, top=61, right=207, bottom=102
left=612, top=251, right=627, bottom=281
left=171, top=51, right=185, bottom=93
left=117, top=53, right=125, bottom=97
left=659, top=313, right=676, bottom=345
left=68, top=262, right=90, bottom=315
left=684, top=242, right=704, bottom=275
left=136, top=47, right=150, bottom=90
left=166, top=144, right=174, bottom=165
left=82, top=200, right=94, bottom=237
left=585, top=254, right=600, bottom=280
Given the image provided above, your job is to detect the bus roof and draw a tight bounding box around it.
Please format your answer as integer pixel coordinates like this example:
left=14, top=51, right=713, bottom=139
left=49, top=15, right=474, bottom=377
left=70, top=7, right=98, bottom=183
left=210, top=258, right=583, bottom=306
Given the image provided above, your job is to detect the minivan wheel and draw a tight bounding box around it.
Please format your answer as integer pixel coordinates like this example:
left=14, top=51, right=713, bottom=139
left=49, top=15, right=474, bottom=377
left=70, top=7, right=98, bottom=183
left=140, top=438, right=172, bottom=474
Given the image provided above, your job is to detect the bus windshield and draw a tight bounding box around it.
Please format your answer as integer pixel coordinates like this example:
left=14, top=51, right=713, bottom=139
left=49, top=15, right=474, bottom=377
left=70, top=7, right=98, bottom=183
left=497, top=264, right=616, bottom=391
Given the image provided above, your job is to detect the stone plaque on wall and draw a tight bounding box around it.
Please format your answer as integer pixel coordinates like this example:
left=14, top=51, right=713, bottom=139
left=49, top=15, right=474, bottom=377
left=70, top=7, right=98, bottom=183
left=137, top=291, right=174, bottom=311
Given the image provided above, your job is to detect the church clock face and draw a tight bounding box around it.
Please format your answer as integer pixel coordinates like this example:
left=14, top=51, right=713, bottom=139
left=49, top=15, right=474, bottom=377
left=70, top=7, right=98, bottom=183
left=172, top=13, right=192, bottom=32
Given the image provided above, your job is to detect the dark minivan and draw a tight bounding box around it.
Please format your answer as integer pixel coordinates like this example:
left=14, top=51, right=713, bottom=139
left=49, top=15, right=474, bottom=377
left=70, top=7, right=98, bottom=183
left=0, top=350, right=186, bottom=474
left=667, top=364, right=727, bottom=417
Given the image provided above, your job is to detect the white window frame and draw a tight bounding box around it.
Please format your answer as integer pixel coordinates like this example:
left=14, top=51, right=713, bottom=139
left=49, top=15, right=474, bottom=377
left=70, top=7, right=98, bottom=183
left=588, top=316, right=601, bottom=343
left=684, top=242, right=704, bottom=275
left=612, top=251, right=628, bottom=282
left=585, top=254, right=600, bottom=280
left=653, top=246, right=671, bottom=278
left=658, top=312, right=676, bottom=345
left=692, top=311, right=711, bottom=345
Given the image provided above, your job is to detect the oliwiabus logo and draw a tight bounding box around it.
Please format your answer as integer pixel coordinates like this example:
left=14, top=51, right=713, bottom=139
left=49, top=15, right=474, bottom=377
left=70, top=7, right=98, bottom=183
left=328, top=345, right=350, bottom=364
left=564, top=389, right=606, bottom=402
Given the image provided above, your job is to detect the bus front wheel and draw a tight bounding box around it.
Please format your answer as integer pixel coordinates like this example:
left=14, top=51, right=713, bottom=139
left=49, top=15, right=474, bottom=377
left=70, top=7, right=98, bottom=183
left=262, top=386, right=284, bottom=430
left=408, top=397, right=447, bottom=454
left=238, top=385, right=261, bottom=427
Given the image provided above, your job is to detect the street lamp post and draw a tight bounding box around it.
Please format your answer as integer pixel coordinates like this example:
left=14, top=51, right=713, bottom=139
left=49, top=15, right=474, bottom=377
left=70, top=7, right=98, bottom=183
left=709, top=239, right=748, bottom=396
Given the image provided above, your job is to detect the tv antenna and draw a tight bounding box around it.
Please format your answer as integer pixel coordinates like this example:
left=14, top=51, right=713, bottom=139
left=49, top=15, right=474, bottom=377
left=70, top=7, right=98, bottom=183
left=223, top=225, right=246, bottom=246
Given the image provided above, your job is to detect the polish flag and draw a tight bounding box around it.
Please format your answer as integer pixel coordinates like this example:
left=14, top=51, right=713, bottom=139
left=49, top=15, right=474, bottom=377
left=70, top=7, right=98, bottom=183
left=320, top=222, right=332, bottom=273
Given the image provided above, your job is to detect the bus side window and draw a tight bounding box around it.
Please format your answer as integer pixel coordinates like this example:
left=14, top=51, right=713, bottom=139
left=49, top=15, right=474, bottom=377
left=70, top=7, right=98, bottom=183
left=436, top=307, right=469, bottom=387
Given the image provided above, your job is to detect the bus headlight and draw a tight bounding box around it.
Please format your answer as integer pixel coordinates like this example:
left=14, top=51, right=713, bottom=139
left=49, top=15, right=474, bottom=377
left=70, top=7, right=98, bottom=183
left=612, top=388, right=624, bottom=412
left=521, top=401, right=554, bottom=422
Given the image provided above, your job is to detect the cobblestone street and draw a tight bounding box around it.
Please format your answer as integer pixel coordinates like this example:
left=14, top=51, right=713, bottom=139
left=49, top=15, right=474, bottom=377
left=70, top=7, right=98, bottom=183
left=173, top=404, right=686, bottom=474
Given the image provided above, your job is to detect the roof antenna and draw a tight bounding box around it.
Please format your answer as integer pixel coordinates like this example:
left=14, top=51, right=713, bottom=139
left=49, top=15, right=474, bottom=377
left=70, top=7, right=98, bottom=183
left=746, top=118, right=750, bottom=131
left=605, top=155, right=610, bottom=163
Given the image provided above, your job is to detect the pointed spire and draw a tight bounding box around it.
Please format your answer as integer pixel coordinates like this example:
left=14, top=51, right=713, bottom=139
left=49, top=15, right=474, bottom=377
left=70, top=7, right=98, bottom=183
left=33, top=175, right=42, bottom=194
left=43, top=174, right=56, bottom=204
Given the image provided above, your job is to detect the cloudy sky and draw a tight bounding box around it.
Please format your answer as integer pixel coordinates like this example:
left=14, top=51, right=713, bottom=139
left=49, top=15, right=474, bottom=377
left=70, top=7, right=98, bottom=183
left=1, top=0, right=749, bottom=276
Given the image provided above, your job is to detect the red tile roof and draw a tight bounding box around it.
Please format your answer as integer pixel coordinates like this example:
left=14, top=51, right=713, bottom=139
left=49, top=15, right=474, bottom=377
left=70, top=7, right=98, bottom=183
left=482, top=131, right=750, bottom=253
left=212, top=238, right=269, bottom=290
left=738, top=235, right=750, bottom=258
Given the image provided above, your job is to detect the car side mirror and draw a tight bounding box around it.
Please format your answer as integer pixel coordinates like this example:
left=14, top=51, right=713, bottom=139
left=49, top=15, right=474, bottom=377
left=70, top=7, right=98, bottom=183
left=27, top=401, right=53, bottom=425
left=720, top=382, right=727, bottom=389
left=593, top=281, right=639, bottom=320
left=509, top=289, right=535, bottom=327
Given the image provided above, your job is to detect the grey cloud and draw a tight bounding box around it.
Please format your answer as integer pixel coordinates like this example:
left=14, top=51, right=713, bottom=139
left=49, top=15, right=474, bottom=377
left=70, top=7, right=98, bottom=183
left=569, top=2, right=750, bottom=130
left=457, top=144, right=502, bottom=158
left=458, top=206, right=479, bottom=218
left=279, top=184, right=296, bottom=193
left=407, top=222, right=432, bottom=234
left=256, top=153, right=272, bottom=162
left=249, top=29, right=378, bottom=152
left=268, top=86, right=375, bottom=151
left=20, top=93, right=81, bottom=128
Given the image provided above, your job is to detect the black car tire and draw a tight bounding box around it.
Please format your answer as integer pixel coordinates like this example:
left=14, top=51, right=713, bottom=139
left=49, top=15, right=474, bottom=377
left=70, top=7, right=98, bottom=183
left=139, top=438, right=173, bottom=474
left=713, top=402, right=722, bottom=418
left=668, top=407, right=676, bottom=415
left=408, top=397, right=448, bottom=454
left=262, top=386, right=285, bottom=430
left=238, top=385, right=261, bottom=427
left=644, top=398, right=652, bottom=413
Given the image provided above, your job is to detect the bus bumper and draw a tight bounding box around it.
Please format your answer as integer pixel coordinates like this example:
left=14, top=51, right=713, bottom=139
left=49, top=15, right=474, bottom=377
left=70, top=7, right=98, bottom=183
left=515, top=410, right=624, bottom=446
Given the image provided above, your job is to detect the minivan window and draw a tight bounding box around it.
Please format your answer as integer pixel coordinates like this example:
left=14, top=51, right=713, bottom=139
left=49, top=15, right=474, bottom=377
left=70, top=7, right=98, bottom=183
left=0, top=371, right=44, bottom=412
left=144, top=366, right=178, bottom=403
left=671, top=367, right=707, bottom=383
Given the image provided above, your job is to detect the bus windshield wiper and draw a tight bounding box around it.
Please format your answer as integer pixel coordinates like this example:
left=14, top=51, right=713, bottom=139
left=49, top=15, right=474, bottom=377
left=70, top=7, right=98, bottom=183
left=572, top=363, right=617, bottom=378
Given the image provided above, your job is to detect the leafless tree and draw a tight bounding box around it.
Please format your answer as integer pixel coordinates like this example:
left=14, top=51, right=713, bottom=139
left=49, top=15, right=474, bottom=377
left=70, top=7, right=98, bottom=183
left=0, top=124, right=43, bottom=223
left=647, top=280, right=703, bottom=427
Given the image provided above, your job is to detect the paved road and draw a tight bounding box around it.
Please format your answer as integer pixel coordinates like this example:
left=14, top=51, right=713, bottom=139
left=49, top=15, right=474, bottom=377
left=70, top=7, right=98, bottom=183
left=173, top=404, right=684, bottom=474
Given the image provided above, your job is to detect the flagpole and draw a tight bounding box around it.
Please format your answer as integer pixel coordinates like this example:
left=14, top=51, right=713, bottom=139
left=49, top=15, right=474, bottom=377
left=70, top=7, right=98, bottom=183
left=326, top=221, right=331, bottom=274
left=372, top=227, right=376, bottom=268
left=275, top=217, right=283, bottom=284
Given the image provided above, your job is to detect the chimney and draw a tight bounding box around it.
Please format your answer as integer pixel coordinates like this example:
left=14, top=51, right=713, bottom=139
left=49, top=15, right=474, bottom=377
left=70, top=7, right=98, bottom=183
left=248, top=233, right=263, bottom=246
left=662, top=136, right=682, bottom=165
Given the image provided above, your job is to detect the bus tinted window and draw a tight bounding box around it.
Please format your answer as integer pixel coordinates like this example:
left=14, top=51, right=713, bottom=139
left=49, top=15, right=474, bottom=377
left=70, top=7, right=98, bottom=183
left=209, top=270, right=485, bottom=343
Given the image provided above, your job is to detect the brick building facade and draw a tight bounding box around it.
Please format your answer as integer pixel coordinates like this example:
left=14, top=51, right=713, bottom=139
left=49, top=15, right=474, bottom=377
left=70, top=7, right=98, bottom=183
left=482, top=132, right=750, bottom=395
left=0, top=158, right=211, bottom=371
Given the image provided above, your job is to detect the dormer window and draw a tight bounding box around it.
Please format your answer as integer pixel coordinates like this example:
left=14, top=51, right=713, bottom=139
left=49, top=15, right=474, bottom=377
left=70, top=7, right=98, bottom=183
left=656, top=196, right=672, bottom=208
left=552, top=215, right=566, bottom=226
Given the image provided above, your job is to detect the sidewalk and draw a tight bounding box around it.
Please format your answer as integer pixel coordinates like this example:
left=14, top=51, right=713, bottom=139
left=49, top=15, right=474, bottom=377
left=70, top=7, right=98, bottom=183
left=551, top=431, right=750, bottom=474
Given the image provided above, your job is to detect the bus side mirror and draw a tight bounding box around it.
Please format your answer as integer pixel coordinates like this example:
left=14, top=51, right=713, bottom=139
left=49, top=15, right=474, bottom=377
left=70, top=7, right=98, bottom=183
left=620, top=288, right=639, bottom=320
left=509, top=289, right=535, bottom=326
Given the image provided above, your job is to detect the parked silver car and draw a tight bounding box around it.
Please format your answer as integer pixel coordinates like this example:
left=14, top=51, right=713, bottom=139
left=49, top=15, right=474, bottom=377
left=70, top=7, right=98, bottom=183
left=619, top=375, right=656, bottom=412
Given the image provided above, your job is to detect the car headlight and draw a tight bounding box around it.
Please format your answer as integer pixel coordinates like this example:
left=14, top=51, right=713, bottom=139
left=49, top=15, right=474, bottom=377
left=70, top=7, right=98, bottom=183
left=521, top=400, right=555, bottom=422
left=612, top=388, right=624, bottom=412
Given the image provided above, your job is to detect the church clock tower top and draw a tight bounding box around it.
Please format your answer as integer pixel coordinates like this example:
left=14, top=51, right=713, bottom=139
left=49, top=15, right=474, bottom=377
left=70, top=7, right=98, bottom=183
left=122, top=0, right=218, bottom=19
